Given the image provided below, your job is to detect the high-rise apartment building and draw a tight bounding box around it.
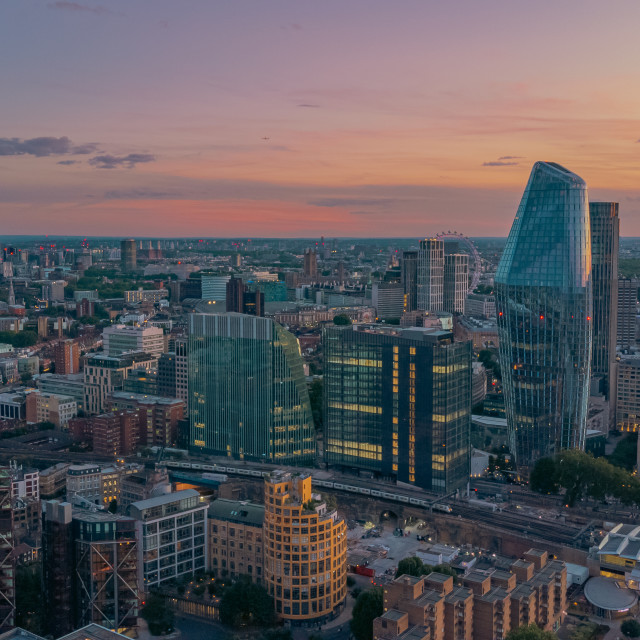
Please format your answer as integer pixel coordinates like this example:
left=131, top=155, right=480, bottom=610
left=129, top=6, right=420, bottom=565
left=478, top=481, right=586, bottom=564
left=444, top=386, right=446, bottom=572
left=175, top=338, right=188, bottom=412
left=264, top=471, right=347, bottom=623
left=129, top=489, right=207, bottom=592
left=102, top=324, right=165, bottom=358
left=120, top=239, right=137, bottom=272
left=189, top=314, right=315, bottom=464
left=401, top=251, right=418, bottom=312
left=324, top=324, right=471, bottom=493
left=417, top=238, right=444, bottom=311
left=42, top=501, right=139, bottom=636
left=496, top=162, right=592, bottom=468
left=55, top=339, right=80, bottom=374
left=617, top=277, right=638, bottom=349
left=303, top=249, right=318, bottom=279
left=590, top=202, right=619, bottom=406
left=443, top=253, right=469, bottom=314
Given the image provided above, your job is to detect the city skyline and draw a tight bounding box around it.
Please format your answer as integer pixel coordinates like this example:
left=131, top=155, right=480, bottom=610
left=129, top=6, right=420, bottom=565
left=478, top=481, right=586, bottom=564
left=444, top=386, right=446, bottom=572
left=1, top=1, right=640, bottom=236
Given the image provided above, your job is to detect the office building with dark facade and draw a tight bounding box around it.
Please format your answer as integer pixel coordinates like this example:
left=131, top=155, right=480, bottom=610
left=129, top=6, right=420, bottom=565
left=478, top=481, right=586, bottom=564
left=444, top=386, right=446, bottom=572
left=589, top=202, right=619, bottom=410
left=324, top=324, right=472, bottom=493
left=496, top=162, right=592, bottom=468
left=401, top=250, right=418, bottom=312
left=189, top=313, right=315, bottom=464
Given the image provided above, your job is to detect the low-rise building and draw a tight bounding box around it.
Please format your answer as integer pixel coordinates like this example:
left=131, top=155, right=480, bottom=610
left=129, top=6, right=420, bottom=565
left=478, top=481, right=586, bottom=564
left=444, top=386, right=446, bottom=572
left=208, top=499, right=264, bottom=584
left=25, top=391, right=77, bottom=428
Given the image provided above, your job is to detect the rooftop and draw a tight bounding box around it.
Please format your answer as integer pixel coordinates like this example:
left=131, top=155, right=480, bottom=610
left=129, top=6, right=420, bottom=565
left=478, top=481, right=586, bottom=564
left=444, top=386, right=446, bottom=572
left=583, top=577, right=637, bottom=612
left=130, top=488, right=201, bottom=511
left=381, top=609, right=406, bottom=621
left=208, top=499, right=265, bottom=527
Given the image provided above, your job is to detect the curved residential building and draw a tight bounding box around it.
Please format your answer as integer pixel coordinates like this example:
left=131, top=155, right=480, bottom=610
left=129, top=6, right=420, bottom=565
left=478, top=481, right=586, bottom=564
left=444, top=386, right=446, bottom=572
left=264, top=471, right=347, bottom=623
left=496, top=162, right=592, bottom=468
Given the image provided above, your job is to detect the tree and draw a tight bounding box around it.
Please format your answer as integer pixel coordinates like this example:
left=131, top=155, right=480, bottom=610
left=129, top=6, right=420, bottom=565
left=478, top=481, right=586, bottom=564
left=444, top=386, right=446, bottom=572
left=333, top=314, right=352, bottom=326
left=107, top=499, right=118, bottom=514
left=506, top=624, right=557, bottom=640
left=396, top=556, right=427, bottom=578
left=350, top=587, right=383, bottom=640
left=529, top=457, right=559, bottom=495
left=141, top=594, right=175, bottom=636
left=622, top=619, right=640, bottom=638
left=219, top=577, right=275, bottom=628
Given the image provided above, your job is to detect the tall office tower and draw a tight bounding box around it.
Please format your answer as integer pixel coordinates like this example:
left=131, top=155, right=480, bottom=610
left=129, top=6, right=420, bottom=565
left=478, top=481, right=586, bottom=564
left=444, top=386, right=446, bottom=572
left=226, top=276, right=245, bottom=313
left=303, top=248, right=318, bottom=279
left=443, top=254, right=469, bottom=314
left=616, top=356, right=640, bottom=431
left=417, top=238, right=444, bottom=311
left=175, top=338, right=188, bottom=411
left=589, top=202, right=619, bottom=412
left=42, top=501, right=139, bottom=635
left=263, top=471, right=347, bottom=623
left=496, top=162, right=592, bottom=468
left=0, top=469, right=14, bottom=632
left=617, top=277, right=639, bottom=349
left=401, top=250, right=418, bottom=312
left=225, top=276, right=265, bottom=316
left=157, top=352, right=177, bottom=397
left=55, top=339, right=80, bottom=374
left=120, top=238, right=137, bottom=272
left=324, top=324, right=472, bottom=493
left=189, top=314, right=315, bottom=464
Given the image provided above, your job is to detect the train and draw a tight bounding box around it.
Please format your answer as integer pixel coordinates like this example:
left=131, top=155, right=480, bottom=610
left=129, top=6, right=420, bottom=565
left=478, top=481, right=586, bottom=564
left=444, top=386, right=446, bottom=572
left=163, top=460, right=453, bottom=513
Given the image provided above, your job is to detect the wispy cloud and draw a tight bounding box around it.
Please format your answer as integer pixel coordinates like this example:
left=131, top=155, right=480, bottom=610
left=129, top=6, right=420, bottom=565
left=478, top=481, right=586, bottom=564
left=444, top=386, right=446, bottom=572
left=57, top=160, right=79, bottom=166
left=0, top=136, right=99, bottom=157
left=88, top=154, right=156, bottom=169
left=309, top=197, right=395, bottom=208
left=104, top=188, right=177, bottom=199
left=482, top=160, right=519, bottom=167
left=498, top=155, right=523, bottom=160
left=298, top=103, right=321, bottom=108
left=47, top=2, right=114, bottom=15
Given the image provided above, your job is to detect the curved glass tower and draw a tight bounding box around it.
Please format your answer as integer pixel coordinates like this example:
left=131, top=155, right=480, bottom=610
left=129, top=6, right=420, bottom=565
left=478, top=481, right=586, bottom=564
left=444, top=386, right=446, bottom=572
left=496, top=162, right=592, bottom=468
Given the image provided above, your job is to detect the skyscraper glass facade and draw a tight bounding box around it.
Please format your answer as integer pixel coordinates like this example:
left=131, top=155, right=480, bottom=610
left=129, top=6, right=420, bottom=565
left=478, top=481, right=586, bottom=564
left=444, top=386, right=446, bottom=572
left=324, top=324, right=471, bottom=493
left=589, top=202, right=619, bottom=406
left=496, top=162, right=592, bottom=468
left=189, top=313, right=315, bottom=464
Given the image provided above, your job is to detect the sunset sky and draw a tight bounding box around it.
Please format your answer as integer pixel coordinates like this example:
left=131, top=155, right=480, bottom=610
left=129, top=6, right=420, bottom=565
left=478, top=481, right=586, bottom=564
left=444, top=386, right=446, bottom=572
left=2, top=1, right=640, bottom=237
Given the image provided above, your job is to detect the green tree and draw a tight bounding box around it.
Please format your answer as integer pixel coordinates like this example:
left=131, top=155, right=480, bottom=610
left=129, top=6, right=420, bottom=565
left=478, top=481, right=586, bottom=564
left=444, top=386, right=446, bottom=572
left=396, top=556, right=426, bottom=577
left=350, top=587, right=383, bottom=640
left=141, top=594, right=175, bottom=636
left=108, top=499, right=118, bottom=514
left=529, top=457, right=560, bottom=494
left=219, top=577, right=275, bottom=627
left=506, top=624, right=557, bottom=640
left=609, top=433, right=638, bottom=470
left=622, top=619, right=640, bottom=638
left=333, top=314, right=352, bottom=326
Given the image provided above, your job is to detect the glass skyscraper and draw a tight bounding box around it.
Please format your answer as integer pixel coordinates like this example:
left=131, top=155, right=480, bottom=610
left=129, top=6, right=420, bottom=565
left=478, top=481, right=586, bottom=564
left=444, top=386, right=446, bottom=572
left=188, top=313, right=315, bottom=464
left=324, top=324, right=471, bottom=493
left=496, top=162, right=592, bottom=468
left=589, top=202, right=619, bottom=409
